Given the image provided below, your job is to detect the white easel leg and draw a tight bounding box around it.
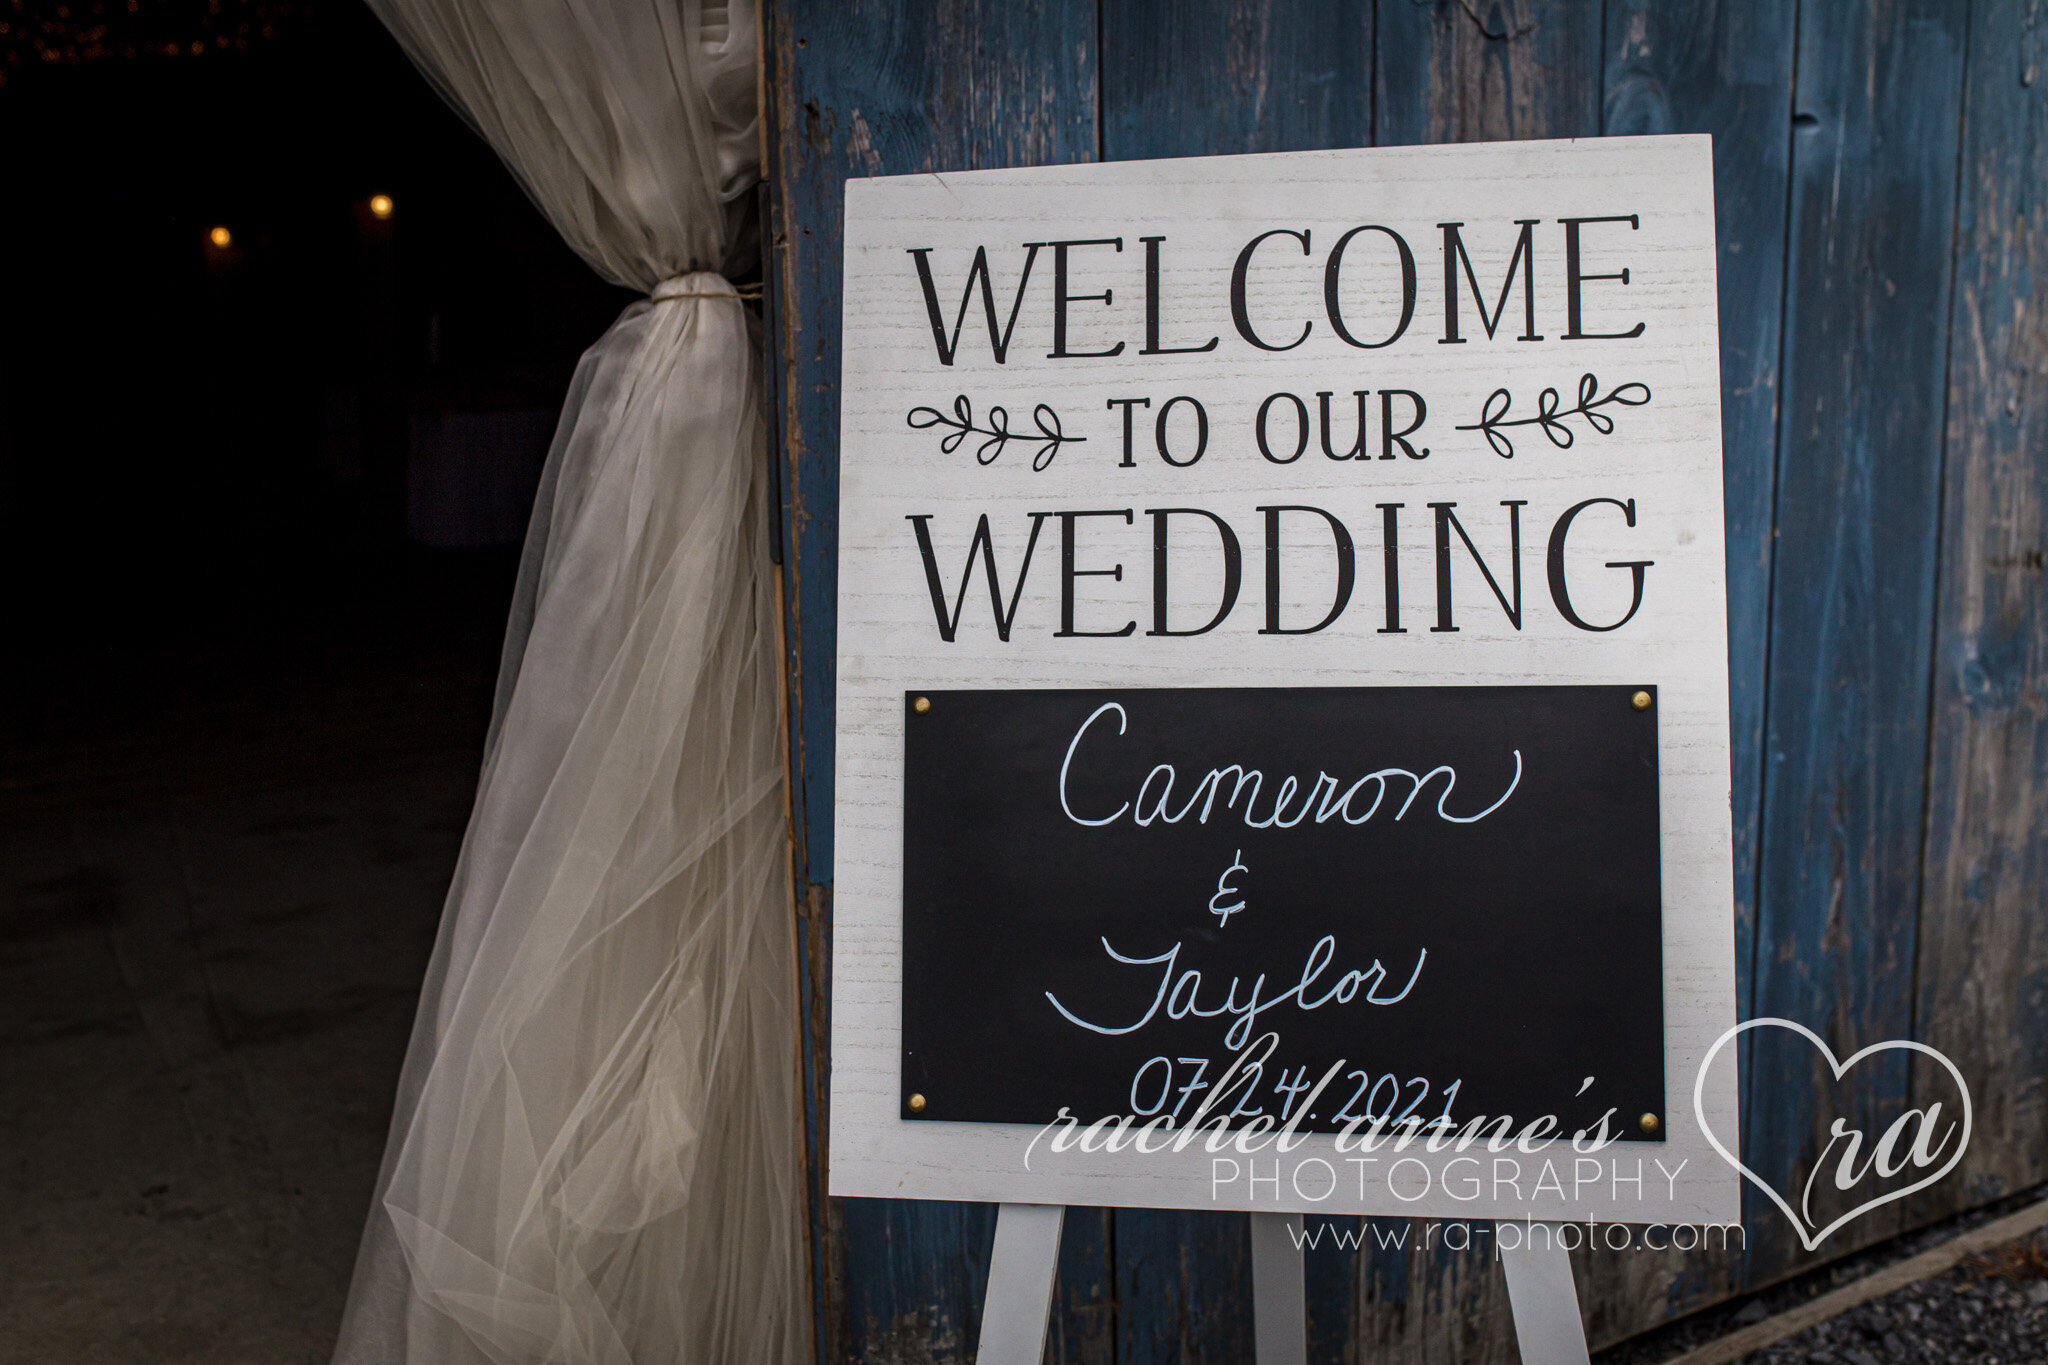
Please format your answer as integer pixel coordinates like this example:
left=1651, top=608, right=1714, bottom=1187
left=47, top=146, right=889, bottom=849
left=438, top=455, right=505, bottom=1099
left=1499, top=1223, right=1592, bottom=1365
left=1249, top=1211, right=1307, bottom=1365
left=976, top=1203, right=1066, bottom=1365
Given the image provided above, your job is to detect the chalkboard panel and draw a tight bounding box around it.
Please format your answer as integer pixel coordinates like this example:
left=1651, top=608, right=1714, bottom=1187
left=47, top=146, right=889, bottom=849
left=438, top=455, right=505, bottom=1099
left=901, top=686, right=1664, bottom=1138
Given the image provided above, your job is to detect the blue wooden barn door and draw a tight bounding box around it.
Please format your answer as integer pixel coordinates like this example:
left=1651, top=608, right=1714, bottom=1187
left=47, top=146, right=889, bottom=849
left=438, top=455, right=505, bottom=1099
left=761, top=2, right=2048, bottom=1360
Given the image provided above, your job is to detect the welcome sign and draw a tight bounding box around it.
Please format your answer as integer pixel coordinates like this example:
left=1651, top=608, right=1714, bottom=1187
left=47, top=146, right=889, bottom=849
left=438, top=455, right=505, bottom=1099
left=831, top=136, right=1737, bottom=1224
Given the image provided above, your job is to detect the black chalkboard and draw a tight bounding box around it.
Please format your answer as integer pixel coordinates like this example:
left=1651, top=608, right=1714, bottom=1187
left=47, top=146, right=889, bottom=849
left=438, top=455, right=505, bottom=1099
left=901, top=686, right=1664, bottom=1139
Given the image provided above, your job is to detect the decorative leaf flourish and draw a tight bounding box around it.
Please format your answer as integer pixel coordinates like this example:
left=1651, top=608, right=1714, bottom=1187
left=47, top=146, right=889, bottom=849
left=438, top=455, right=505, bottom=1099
left=1454, top=373, right=1652, bottom=459
left=906, top=395, right=1085, bottom=472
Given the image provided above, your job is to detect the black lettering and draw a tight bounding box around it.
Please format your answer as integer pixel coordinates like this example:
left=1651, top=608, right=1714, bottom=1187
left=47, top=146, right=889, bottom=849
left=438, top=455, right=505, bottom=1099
left=1324, top=225, right=1417, bottom=349
left=1140, top=236, right=1219, bottom=355
left=1048, top=238, right=1126, bottom=359
left=1059, top=509, right=1138, bottom=637
left=1377, top=502, right=1406, bottom=633
left=1318, top=390, right=1369, bottom=461
left=1379, top=390, right=1428, bottom=460
left=908, top=512, right=1051, bottom=641
left=907, top=245, right=1043, bottom=366
left=1155, top=396, right=1209, bottom=467
left=1439, top=220, right=1543, bottom=344
left=1231, top=229, right=1313, bottom=351
left=1547, top=497, right=1653, bottom=630
left=1148, top=508, right=1242, bottom=637
left=1428, top=501, right=1527, bottom=631
left=1560, top=215, right=1645, bottom=340
left=1259, top=505, right=1356, bottom=635
left=1106, top=397, right=1151, bottom=468
left=1256, top=392, right=1309, bottom=465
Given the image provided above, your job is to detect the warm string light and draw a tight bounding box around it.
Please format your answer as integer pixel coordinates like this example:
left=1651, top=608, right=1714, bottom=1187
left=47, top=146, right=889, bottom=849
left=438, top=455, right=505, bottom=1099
left=207, top=195, right=390, bottom=255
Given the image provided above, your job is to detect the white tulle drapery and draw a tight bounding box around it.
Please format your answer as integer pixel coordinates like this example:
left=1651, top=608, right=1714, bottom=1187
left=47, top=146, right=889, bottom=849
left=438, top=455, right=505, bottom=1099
left=330, top=1, right=805, bottom=1362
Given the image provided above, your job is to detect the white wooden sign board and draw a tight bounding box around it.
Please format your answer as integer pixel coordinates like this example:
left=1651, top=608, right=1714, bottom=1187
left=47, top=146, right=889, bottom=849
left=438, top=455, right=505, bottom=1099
left=830, top=135, right=1738, bottom=1235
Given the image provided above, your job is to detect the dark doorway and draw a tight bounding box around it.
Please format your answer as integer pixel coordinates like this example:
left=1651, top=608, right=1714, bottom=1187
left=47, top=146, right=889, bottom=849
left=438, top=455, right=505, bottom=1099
left=0, top=4, right=626, bottom=1357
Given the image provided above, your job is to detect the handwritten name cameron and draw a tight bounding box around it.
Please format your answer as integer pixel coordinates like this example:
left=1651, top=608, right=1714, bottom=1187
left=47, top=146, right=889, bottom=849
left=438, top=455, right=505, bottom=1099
left=1058, top=700, right=1522, bottom=830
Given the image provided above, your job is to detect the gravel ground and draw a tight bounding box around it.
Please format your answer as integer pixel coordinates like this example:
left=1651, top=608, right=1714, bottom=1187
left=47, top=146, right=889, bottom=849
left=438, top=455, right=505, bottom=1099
left=1596, top=1188, right=2048, bottom=1365
left=1737, top=1234, right=2048, bottom=1364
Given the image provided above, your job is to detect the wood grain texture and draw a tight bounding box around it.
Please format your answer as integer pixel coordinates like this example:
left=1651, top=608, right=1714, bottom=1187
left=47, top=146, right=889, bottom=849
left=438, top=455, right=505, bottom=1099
left=1051, top=1208, right=1119, bottom=1365
left=1748, top=0, right=1968, bottom=1281
left=769, top=3, right=1102, bottom=1359
left=836, top=1200, right=1116, bottom=1365
left=1913, top=0, right=2048, bottom=1218
left=1339, top=1232, right=1525, bottom=1365
left=1375, top=0, right=1603, bottom=147
left=1110, top=1210, right=1259, bottom=1364
left=1100, top=0, right=1372, bottom=159
left=836, top=1198, right=995, bottom=1363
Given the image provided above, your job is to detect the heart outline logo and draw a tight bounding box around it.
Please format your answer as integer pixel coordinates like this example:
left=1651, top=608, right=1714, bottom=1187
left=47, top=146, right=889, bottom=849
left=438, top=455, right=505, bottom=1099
left=1692, top=1017, right=1972, bottom=1253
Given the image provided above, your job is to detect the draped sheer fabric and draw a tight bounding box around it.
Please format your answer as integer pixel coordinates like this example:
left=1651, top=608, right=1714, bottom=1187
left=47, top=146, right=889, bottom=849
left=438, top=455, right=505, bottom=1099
left=331, top=1, right=804, bottom=1361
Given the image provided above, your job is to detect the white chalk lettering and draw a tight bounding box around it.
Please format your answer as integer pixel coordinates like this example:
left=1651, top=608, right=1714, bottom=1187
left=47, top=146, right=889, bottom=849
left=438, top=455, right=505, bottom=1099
left=1059, top=703, right=1520, bottom=829
left=1046, top=933, right=1428, bottom=1049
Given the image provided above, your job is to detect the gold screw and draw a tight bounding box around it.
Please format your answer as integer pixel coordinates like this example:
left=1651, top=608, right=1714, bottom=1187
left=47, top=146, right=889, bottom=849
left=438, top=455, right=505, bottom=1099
left=1639, top=1112, right=1660, bottom=1134
left=907, top=1093, right=927, bottom=1113
left=913, top=696, right=931, bottom=714
left=1631, top=690, right=1653, bottom=711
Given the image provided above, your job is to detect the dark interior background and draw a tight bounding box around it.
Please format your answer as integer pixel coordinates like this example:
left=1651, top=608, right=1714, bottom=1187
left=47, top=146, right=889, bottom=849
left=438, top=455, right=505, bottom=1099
left=0, top=7, right=628, bottom=1358
left=0, top=0, right=631, bottom=656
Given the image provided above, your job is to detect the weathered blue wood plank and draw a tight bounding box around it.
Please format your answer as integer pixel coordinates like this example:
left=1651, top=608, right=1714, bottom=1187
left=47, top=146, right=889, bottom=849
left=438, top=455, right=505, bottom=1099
left=828, top=1202, right=1116, bottom=1363
left=836, top=1202, right=1116, bottom=1364
left=1301, top=1216, right=1365, bottom=1363
left=1580, top=0, right=1799, bottom=1339
left=836, top=1198, right=997, bottom=1363
left=1051, top=1208, right=1117, bottom=1365
left=1307, top=1222, right=1516, bottom=1365
left=1374, top=0, right=1604, bottom=148
left=1912, top=0, right=2048, bottom=1220
left=1748, top=0, right=1968, bottom=1282
left=1112, top=1209, right=1255, bottom=1364
left=767, top=4, right=1102, bottom=1360
left=1101, top=0, right=1373, bottom=159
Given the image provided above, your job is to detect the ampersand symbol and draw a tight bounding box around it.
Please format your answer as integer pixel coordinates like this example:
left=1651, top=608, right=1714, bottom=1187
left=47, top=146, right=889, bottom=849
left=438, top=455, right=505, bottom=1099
left=1208, top=850, right=1247, bottom=926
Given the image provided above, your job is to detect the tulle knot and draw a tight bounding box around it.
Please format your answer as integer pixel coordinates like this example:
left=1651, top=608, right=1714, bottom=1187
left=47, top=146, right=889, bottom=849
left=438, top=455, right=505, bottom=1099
left=651, top=272, right=760, bottom=302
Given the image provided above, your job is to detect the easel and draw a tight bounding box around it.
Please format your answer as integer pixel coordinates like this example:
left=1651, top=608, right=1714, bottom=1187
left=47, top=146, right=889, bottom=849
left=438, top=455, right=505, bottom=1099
left=975, top=1204, right=1590, bottom=1365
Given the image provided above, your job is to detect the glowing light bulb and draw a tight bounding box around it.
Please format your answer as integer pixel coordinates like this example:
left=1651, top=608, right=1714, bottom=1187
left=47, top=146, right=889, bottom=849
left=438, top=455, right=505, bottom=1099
left=368, top=194, right=394, bottom=220
left=208, top=225, right=232, bottom=249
